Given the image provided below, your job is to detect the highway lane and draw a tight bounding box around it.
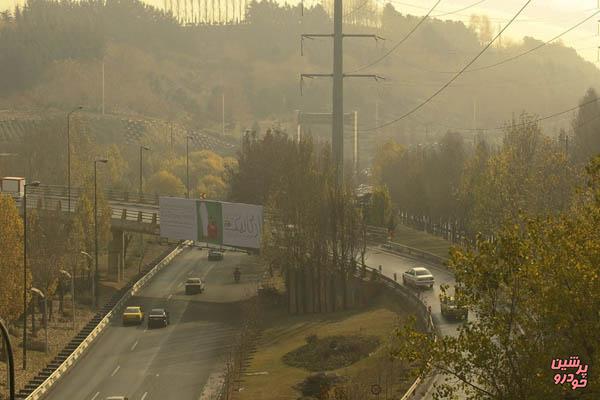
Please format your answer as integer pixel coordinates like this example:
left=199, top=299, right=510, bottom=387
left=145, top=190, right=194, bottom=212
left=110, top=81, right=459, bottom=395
left=366, top=246, right=459, bottom=337
left=366, top=246, right=467, bottom=399
left=45, top=247, right=262, bottom=400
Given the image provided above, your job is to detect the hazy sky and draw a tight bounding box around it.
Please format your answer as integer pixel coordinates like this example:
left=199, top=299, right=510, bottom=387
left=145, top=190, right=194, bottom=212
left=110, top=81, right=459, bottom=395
left=0, top=0, right=598, bottom=64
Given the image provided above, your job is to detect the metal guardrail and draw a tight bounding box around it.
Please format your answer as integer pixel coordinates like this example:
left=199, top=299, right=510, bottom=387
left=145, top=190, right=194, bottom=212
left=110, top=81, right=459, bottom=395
left=27, top=184, right=160, bottom=206
left=19, top=241, right=190, bottom=400
left=362, top=262, right=440, bottom=400
left=366, top=225, right=450, bottom=265
left=381, top=241, right=449, bottom=266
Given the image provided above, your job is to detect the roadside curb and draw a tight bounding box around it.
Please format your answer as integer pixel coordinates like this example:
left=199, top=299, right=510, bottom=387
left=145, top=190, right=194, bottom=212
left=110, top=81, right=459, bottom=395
left=20, top=240, right=191, bottom=400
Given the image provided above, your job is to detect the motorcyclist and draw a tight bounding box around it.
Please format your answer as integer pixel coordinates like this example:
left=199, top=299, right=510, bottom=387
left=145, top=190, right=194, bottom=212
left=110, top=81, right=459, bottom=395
left=233, top=267, right=241, bottom=283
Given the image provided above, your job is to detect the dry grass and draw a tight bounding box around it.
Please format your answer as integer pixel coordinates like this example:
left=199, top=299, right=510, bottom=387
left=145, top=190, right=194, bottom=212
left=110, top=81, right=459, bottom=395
left=235, top=293, right=413, bottom=400
left=392, top=225, right=451, bottom=260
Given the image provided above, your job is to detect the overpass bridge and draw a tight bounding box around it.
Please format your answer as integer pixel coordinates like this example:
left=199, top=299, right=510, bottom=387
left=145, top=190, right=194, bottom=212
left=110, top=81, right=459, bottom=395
left=15, top=185, right=163, bottom=281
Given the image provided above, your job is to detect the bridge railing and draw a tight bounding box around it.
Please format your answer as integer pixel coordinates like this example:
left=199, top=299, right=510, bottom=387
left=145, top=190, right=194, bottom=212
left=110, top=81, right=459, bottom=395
left=112, top=208, right=160, bottom=225
left=25, top=184, right=160, bottom=206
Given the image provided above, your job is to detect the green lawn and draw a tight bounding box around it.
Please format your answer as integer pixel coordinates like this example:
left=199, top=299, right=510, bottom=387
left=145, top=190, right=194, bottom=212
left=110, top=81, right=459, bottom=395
left=237, top=294, right=412, bottom=400
left=392, top=224, right=452, bottom=260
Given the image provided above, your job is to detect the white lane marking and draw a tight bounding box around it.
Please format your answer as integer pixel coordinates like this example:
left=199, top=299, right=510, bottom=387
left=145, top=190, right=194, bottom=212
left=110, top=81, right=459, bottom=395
left=167, top=294, right=172, bottom=300
left=141, top=392, right=148, bottom=400
left=91, top=392, right=100, bottom=400
left=201, top=264, right=216, bottom=280
left=130, top=340, right=138, bottom=351
left=110, top=365, right=120, bottom=377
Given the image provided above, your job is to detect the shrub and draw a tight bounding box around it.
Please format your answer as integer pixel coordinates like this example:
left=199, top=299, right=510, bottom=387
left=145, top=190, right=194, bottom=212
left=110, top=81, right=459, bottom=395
left=294, top=372, right=345, bottom=398
left=305, top=334, right=318, bottom=345
left=283, top=335, right=380, bottom=371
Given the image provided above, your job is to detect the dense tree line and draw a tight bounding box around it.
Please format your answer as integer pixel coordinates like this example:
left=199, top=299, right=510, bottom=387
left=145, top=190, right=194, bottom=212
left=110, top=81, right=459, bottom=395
left=0, top=114, right=234, bottom=200
left=227, top=130, right=370, bottom=312
left=0, top=0, right=598, bottom=163
left=0, top=181, right=111, bottom=329
left=373, top=87, right=600, bottom=240
left=392, top=156, right=600, bottom=399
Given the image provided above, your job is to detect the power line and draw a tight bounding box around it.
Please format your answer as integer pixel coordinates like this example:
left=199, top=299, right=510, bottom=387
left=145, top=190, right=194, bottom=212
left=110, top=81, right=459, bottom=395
left=349, top=0, right=442, bottom=73
left=432, top=0, right=487, bottom=17
left=433, top=10, right=600, bottom=74
left=409, top=96, right=600, bottom=133
left=381, top=0, right=594, bottom=23
left=344, top=0, right=371, bottom=17
left=361, top=0, right=533, bottom=132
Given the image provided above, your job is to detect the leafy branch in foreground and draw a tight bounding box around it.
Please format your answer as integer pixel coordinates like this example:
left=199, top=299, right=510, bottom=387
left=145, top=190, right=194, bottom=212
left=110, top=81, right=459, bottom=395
left=390, top=156, right=600, bottom=400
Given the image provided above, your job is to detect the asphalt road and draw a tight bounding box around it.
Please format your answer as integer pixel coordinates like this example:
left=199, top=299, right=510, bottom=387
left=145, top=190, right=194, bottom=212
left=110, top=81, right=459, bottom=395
left=45, top=246, right=262, bottom=400
left=366, top=246, right=459, bottom=338
left=366, top=246, right=467, bottom=399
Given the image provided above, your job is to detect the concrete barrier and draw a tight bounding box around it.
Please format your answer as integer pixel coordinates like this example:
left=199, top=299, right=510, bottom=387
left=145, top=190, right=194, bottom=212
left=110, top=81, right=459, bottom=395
left=25, top=240, right=192, bottom=400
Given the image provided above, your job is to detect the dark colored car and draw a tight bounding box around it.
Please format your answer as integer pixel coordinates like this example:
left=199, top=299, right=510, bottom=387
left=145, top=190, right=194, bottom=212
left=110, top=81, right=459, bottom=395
left=208, top=250, right=224, bottom=261
left=185, top=277, right=205, bottom=294
left=440, top=295, right=468, bottom=321
left=147, top=308, right=170, bottom=328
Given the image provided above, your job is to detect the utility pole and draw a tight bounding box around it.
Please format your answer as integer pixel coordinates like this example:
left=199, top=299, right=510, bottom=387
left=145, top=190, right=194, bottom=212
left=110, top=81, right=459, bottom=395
left=102, top=60, right=105, bottom=115
left=170, top=122, right=174, bottom=154
left=375, top=98, right=379, bottom=136
left=497, top=23, right=502, bottom=48
left=332, top=0, right=343, bottom=185
left=472, top=97, right=477, bottom=131
left=222, top=93, right=225, bottom=136
left=353, top=111, right=358, bottom=176
left=301, top=5, right=383, bottom=186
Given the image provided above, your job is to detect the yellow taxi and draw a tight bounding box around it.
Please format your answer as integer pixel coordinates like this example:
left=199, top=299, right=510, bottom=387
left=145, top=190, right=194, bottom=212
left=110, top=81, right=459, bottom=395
left=122, top=306, right=144, bottom=325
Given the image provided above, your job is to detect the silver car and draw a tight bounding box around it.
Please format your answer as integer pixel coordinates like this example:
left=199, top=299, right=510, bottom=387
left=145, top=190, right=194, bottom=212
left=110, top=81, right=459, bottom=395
left=402, top=267, right=434, bottom=289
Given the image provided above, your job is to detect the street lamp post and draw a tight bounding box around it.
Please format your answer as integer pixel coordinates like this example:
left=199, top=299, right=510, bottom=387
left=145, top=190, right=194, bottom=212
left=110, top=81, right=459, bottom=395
left=67, top=106, right=83, bottom=213
left=29, top=288, right=47, bottom=354
left=59, top=270, right=75, bottom=331
left=186, top=136, right=193, bottom=198
left=139, top=145, right=151, bottom=201
left=80, top=251, right=93, bottom=300
left=0, top=318, right=15, bottom=400
left=22, top=180, right=40, bottom=370
left=94, top=159, right=108, bottom=309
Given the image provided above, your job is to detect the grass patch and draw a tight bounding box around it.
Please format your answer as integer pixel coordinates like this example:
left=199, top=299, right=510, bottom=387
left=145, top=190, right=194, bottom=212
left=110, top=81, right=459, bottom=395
left=392, top=224, right=451, bottom=259
left=282, top=334, right=380, bottom=371
left=237, top=293, right=414, bottom=400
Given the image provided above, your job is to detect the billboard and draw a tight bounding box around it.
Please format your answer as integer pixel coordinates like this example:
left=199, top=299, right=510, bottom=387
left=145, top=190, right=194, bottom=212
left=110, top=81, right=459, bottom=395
left=159, top=197, right=263, bottom=249
left=158, top=197, right=198, bottom=241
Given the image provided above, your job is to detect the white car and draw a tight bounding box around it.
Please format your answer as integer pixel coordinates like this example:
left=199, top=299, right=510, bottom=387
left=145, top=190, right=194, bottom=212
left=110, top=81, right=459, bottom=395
left=402, top=267, right=434, bottom=289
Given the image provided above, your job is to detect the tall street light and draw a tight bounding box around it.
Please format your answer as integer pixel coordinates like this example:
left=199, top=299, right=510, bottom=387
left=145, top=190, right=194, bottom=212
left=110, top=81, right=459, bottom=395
left=22, top=180, right=39, bottom=370
left=94, top=158, right=108, bottom=309
left=29, top=288, right=47, bottom=354
left=0, top=318, right=15, bottom=400
left=139, top=145, right=151, bottom=201
left=80, top=251, right=93, bottom=299
left=59, top=270, right=75, bottom=331
left=186, top=135, right=193, bottom=198
left=67, top=106, right=83, bottom=212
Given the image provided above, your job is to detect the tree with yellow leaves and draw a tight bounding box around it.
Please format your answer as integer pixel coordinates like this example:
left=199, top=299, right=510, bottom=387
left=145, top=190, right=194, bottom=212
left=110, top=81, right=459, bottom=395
left=0, top=194, right=26, bottom=322
left=391, top=156, right=600, bottom=399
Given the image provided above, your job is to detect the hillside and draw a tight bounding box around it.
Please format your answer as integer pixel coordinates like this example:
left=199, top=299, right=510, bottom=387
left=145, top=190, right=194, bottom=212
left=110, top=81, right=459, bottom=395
left=0, top=0, right=598, bottom=164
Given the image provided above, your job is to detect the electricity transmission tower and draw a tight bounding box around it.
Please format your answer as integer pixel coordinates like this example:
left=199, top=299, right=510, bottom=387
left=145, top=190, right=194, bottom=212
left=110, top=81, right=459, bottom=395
left=300, top=0, right=383, bottom=186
